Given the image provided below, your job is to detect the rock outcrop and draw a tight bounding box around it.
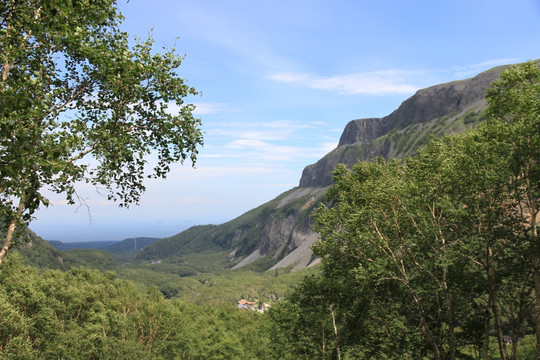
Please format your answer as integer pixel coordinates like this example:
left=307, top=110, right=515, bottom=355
left=143, top=61, right=527, bottom=272
left=299, top=65, right=507, bottom=188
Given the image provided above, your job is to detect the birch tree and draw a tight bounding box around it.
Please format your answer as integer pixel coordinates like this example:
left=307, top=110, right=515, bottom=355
left=0, top=0, right=203, bottom=263
left=481, top=60, right=540, bottom=359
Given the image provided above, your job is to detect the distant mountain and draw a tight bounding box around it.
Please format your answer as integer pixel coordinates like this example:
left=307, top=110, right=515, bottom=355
left=102, top=237, right=160, bottom=253
left=136, top=62, right=518, bottom=272
left=48, top=240, right=120, bottom=251
left=45, top=237, right=160, bottom=263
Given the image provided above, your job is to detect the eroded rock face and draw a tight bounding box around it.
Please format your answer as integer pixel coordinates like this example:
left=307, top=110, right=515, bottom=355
left=151, top=62, right=522, bottom=272
left=230, top=187, right=326, bottom=270
left=299, top=65, right=506, bottom=188
left=337, top=117, right=383, bottom=147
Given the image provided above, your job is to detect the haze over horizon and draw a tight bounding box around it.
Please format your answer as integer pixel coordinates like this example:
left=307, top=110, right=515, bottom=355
left=30, top=0, right=540, bottom=242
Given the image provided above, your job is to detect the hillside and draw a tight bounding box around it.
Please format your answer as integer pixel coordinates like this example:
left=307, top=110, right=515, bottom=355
left=299, top=64, right=504, bottom=187
left=9, top=229, right=117, bottom=271
left=48, top=240, right=119, bottom=251
left=130, top=63, right=511, bottom=272
left=136, top=188, right=327, bottom=271
left=102, top=237, right=159, bottom=253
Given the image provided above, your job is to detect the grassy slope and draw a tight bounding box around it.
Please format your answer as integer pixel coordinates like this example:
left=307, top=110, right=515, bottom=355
left=135, top=187, right=321, bottom=263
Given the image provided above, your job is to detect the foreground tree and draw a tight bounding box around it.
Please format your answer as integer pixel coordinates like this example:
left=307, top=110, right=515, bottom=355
left=481, top=60, right=540, bottom=359
left=312, top=156, right=485, bottom=359
left=0, top=0, right=203, bottom=263
left=309, top=61, right=539, bottom=359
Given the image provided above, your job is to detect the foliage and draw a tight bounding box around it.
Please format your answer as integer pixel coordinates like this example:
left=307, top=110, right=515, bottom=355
left=8, top=227, right=67, bottom=270
left=61, top=249, right=118, bottom=269
left=0, top=254, right=273, bottom=359
left=270, top=61, right=539, bottom=359
left=117, top=257, right=319, bottom=304
left=48, top=240, right=120, bottom=251
left=136, top=225, right=222, bottom=261
left=0, top=0, right=203, bottom=263
left=482, top=59, right=540, bottom=358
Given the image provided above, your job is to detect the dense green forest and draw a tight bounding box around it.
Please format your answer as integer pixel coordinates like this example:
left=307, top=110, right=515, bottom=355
left=0, top=0, right=538, bottom=357
left=1, top=61, right=538, bottom=359
left=272, top=61, right=539, bottom=360
left=0, top=254, right=273, bottom=359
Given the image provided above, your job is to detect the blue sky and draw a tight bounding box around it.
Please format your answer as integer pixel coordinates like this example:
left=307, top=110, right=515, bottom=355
left=31, top=0, right=540, bottom=242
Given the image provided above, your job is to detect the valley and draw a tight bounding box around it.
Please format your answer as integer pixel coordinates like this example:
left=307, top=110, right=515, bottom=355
left=3, top=60, right=539, bottom=359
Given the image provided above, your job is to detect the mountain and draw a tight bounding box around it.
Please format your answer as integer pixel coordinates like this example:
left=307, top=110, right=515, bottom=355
left=11, top=229, right=68, bottom=270
left=10, top=229, right=117, bottom=270
left=137, top=63, right=512, bottom=272
left=299, top=64, right=504, bottom=187
left=101, top=237, right=159, bottom=253
left=48, top=240, right=120, bottom=251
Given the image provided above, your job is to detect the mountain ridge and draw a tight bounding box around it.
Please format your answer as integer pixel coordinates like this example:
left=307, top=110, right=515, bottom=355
left=299, top=64, right=506, bottom=188
left=134, top=61, right=523, bottom=272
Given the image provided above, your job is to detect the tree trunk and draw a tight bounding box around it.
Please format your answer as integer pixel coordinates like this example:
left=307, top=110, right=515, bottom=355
left=0, top=200, right=24, bottom=265
left=534, top=255, right=540, bottom=360
left=329, top=304, right=341, bottom=360
left=487, top=248, right=508, bottom=360
left=441, top=235, right=457, bottom=360
left=531, top=211, right=540, bottom=360
left=483, top=305, right=491, bottom=360
left=321, top=323, right=325, bottom=360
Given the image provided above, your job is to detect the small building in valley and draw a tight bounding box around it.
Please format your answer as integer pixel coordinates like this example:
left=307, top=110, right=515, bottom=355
left=237, top=299, right=257, bottom=310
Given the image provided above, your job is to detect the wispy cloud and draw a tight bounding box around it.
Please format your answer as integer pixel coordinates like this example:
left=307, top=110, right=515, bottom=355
left=223, top=138, right=335, bottom=162
left=207, top=120, right=320, bottom=142
left=162, top=102, right=229, bottom=116
left=192, top=102, right=229, bottom=115
left=202, top=119, right=333, bottom=162
left=267, top=70, right=422, bottom=94
left=225, top=139, right=308, bottom=161
left=449, top=58, right=521, bottom=78
left=189, top=165, right=278, bottom=177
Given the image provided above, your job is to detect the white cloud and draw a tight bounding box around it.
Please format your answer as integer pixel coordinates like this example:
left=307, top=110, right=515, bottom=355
left=267, top=70, right=422, bottom=94
left=193, top=166, right=278, bottom=177
left=184, top=196, right=205, bottom=203
left=450, top=58, right=521, bottom=78
left=261, top=119, right=320, bottom=130
left=222, top=137, right=334, bottom=162
left=207, top=120, right=322, bottom=143
left=192, top=102, right=229, bottom=115
left=161, top=101, right=228, bottom=116
left=200, top=119, right=336, bottom=163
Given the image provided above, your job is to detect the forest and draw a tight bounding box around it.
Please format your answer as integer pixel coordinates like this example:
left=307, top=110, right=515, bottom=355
left=0, top=60, right=537, bottom=360
left=1, top=1, right=539, bottom=358
left=280, top=61, right=539, bottom=360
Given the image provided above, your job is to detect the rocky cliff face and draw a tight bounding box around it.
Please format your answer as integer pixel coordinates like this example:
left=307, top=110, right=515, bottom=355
left=147, top=62, right=518, bottom=272
left=299, top=65, right=506, bottom=188
left=232, top=64, right=508, bottom=270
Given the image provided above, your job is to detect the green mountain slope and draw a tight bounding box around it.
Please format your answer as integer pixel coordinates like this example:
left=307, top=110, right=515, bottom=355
left=103, top=237, right=160, bottom=253
left=143, top=63, right=513, bottom=273
left=136, top=187, right=326, bottom=271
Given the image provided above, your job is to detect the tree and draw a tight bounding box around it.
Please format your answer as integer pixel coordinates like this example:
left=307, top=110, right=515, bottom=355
left=313, top=157, right=477, bottom=360
left=0, top=0, right=203, bottom=263
left=311, top=128, right=534, bottom=359
left=481, top=60, right=540, bottom=359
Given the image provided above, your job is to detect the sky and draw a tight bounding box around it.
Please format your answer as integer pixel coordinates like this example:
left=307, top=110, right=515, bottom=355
left=30, top=0, right=540, bottom=242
